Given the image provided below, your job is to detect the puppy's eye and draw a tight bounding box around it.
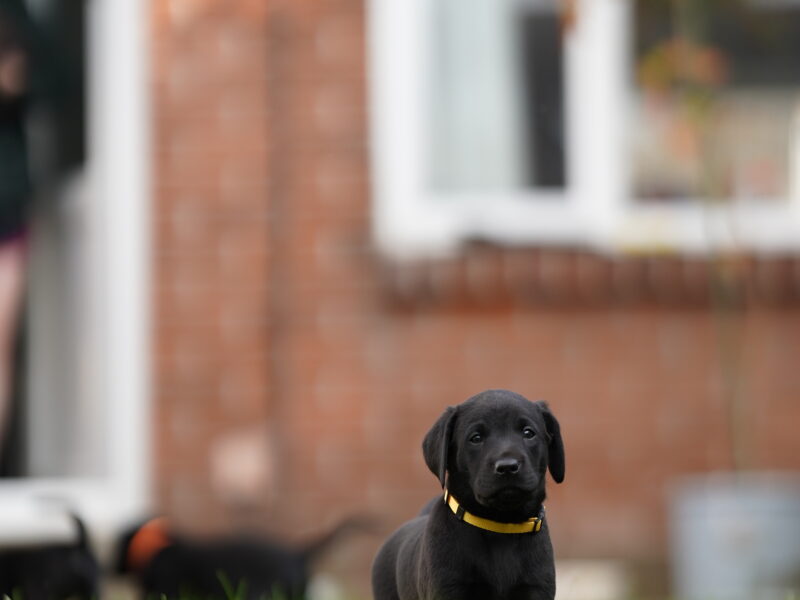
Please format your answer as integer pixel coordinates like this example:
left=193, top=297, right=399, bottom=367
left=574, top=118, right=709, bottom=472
left=522, top=427, right=536, bottom=439
left=469, top=432, right=483, bottom=444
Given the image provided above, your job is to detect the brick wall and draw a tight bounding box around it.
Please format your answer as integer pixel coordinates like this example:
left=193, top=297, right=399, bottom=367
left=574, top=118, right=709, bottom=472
left=152, top=0, right=272, bottom=528
left=151, top=0, right=800, bottom=594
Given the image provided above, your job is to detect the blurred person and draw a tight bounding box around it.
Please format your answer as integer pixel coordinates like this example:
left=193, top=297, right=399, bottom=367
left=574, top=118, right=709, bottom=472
left=0, top=0, right=33, bottom=465
left=0, top=0, right=79, bottom=472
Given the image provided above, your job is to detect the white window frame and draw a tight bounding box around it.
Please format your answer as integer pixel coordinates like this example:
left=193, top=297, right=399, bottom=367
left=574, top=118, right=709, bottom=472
left=368, top=0, right=800, bottom=259
left=0, top=0, right=151, bottom=545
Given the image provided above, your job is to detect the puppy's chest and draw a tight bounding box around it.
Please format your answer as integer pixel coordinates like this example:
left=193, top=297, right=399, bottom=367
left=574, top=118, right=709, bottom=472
left=467, top=535, right=549, bottom=593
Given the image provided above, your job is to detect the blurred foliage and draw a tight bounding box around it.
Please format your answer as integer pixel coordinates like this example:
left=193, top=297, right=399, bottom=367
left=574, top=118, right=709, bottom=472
left=636, top=0, right=800, bottom=86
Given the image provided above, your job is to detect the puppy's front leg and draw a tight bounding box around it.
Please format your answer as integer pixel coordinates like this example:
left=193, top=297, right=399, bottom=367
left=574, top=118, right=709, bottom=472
left=508, top=583, right=556, bottom=600
left=430, top=578, right=497, bottom=600
left=433, top=581, right=554, bottom=600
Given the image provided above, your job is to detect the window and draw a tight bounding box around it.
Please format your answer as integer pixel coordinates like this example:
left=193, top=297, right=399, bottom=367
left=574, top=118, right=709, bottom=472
left=428, top=0, right=565, bottom=191
left=0, top=0, right=150, bottom=542
left=368, top=0, right=800, bottom=257
left=632, top=0, right=800, bottom=203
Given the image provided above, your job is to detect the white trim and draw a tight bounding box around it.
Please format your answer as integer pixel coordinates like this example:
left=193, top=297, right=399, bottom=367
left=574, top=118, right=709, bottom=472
left=614, top=203, right=800, bottom=255
left=368, top=0, right=800, bottom=258
left=0, top=0, right=151, bottom=545
left=569, top=0, right=630, bottom=248
left=90, top=0, right=152, bottom=516
left=368, top=0, right=628, bottom=258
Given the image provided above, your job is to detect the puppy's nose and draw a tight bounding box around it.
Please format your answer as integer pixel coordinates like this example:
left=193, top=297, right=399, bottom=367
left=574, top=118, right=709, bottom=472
left=494, top=458, right=521, bottom=475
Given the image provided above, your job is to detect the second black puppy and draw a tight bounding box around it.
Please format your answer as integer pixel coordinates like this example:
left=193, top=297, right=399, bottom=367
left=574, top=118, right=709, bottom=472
left=116, top=516, right=368, bottom=600
left=372, top=389, right=565, bottom=600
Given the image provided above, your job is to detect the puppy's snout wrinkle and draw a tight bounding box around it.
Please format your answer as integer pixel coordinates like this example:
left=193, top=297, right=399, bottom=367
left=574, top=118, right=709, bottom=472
left=494, top=457, right=522, bottom=475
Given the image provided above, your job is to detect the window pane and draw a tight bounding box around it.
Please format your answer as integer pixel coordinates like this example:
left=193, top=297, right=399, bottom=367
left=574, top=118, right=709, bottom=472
left=632, top=0, right=800, bottom=202
left=428, top=0, right=567, bottom=192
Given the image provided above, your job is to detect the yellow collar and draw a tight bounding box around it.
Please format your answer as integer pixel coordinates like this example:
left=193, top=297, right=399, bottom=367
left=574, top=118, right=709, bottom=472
left=443, top=489, right=544, bottom=534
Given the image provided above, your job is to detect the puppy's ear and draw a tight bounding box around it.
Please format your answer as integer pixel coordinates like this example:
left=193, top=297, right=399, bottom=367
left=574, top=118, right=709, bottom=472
left=536, top=401, right=565, bottom=483
left=422, top=406, right=457, bottom=488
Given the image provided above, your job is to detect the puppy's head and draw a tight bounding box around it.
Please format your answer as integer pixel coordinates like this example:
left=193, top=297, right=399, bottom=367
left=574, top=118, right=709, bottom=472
left=423, top=389, right=564, bottom=520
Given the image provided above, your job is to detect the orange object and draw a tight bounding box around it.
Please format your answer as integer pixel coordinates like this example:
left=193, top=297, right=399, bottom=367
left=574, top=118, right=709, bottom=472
left=561, top=0, right=577, bottom=34
left=126, top=517, right=172, bottom=572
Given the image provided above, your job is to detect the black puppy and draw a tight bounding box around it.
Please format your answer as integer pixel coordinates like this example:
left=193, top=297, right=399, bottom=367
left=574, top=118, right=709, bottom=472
left=372, top=389, right=565, bottom=600
left=115, top=515, right=370, bottom=600
left=0, top=514, right=99, bottom=600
